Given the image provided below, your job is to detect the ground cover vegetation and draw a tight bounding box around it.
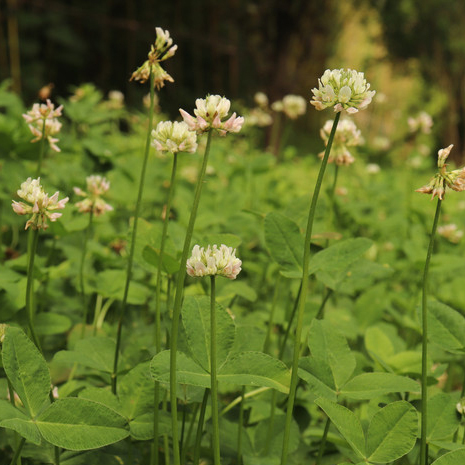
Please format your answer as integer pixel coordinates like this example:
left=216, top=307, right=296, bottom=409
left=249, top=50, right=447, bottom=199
left=2, top=23, right=465, bottom=465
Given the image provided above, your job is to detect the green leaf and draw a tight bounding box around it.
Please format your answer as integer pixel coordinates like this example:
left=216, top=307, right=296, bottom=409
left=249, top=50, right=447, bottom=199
left=54, top=337, right=118, bottom=373
left=307, top=319, right=355, bottom=389
left=200, top=233, right=242, bottom=249
left=427, top=301, right=465, bottom=353
left=182, top=296, right=235, bottom=372
left=142, top=245, right=180, bottom=274
left=35, top=313, right=72, bottom=336
left=118, top=362, right=154, bottom=420
left=129, top=411, right=171, bottom=440
left=78, top=387, right=122, bottom=414
left=254, top=413, right=300, bottom=456
left=431, top=449, right=465, bottom=465
left=298, top=357, right=338, bottom=401
left=219, top=351, right=291, bottom=393
left=0, top=399, right=41, bottom=444
left=427, top=392, right=460, bottom=441
left=366, top=401, right=418, bottom=463
left=365, top=326, right=395, bottom=362
left=151, top=351, right=209, bottom=388
left=2, top=326, right=51, bottom=418
left=309, top=238, right=373, bottom=274
left=340, top=373, right=419, bottom=400
left=36, top=398, right=129, bottom=450
left=264, top=212, right=303, bottom=276
left=151, top=350, right=291, bottom=392
left=315, top=397, right=366, bottom=459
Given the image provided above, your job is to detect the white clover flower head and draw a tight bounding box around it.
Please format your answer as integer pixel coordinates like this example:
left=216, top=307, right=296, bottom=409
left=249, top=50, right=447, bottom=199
left=318, top=118, right=363, bottom=165
left=186, top=244, right=242, bottom=279
left=438, top=223, right=463, bottom=244
left=457, top=399, right=465, bottom=415
left=151, top=121, right=198, bottom=154
left=281, top=95, right=307, bottom=119
left=180, top=95, right=244, bottom=136
left=73, top=175, right=113, bottom=216
left=22, top=99, right=63, bottom=152
left=246, top=107, right=273, bottom=127
left=12, top=177, right=68, bottom=230
left=130, top=27, right=176, bottom=89
left=366, top=163, right=381, bottom=174
left=311, top=68, right=376, bottom=113
left=254, top=92, right=269, bottom=108
left=416, top=145, right=465, bottom=200
left=408, top=111, right=433, bottom=134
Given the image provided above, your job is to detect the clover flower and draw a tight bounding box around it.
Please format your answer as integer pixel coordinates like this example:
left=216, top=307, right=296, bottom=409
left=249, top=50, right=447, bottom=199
left=180, top=95, right=244, bottom=136
left=12, top=177, right=68, bottom=230
left=186, top=244, right=242, bottom=280
left=130, top=27, right=177, bottom=89
left=151, top=121, right=198, bottom=154
left=408, top=112, right=433, bottom=134
left=73, top=175, right=113, bottom=216
left=272, top=95, right=307, bottom=119
left=416, top=145, right=465, bottom=200
left=318, top=118, right=363, bottom=165
left=311, top=68, right=376, bottom=114
left=22, top=99, right=63, bottom=152
left=438, top=223, right=463, bottom=244
left=254, top=92, right=269, bottom=108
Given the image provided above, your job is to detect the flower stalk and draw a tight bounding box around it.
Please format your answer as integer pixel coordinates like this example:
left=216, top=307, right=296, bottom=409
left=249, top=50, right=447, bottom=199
left=420, top=198, right=442, bottom=465
left=169, top=130, right=213, bottom=465
left=111, top=70, right=155, bottom=395
left=280, top=111, right=341, bottom=464
left=26, top=228, right=41, bottom=349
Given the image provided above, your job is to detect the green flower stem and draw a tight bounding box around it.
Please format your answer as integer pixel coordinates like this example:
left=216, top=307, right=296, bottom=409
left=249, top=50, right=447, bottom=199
left=263, top=274, right=281, bottom=354
left=111, top=70, right=155, bottom=395
left=210, top=275, right=221, bottom=465
left=327, top=164, right=339, bottom=235
left=193, top=389, right=210, bottom=465
left=315, top=416, right=331, bottom=465
left=280, top=111, right=340, bottom=465
left=221, top=387, right=269, bottom=416
left=278, top=283, right=302, bottom=360
left=26, top=228, right=41, bottom=349
left=163, top=392, right=171, bottom=465
left=80, top=209, right=94, bottom=338
left=420, top=197, right=442, bottom=465
left=37, top=118, right=47, bottom=177
left=151, top=152, right=178, bottom=465
left=316, top=288, right=333, bottom=320
left=236, top=385, right=246, bottom=465
left=181, top=402, right=199, bottom=464
left=169, top=130, right=213, bottom=465
left=264, top=390, right=277, bottom=456
left=10, top=436, right=25, bottom=465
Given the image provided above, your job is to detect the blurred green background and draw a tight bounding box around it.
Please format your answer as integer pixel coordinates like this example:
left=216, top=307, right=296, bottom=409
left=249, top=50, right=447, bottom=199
left=2, top=0, right=465, bottom=160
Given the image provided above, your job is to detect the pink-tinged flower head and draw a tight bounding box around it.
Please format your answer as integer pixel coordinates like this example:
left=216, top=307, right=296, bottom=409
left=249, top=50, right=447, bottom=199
left=74, top=175, right=113, bottom=216
left=22, top=99, right=63, bottom=152
left=12, top=177, right=68, bottom=230
left=318, top=118, right=364, bottom=165
left=416, top=144, right=465, bottom=200
left=151, top=121, right=198, bottom=154
left=180, top=95, right=244, bottom=136
left=130, top=27, right=176, bottom=89
left=186, top=244, right=242, bottom=279
left=311, top=69, right=375, bottom=114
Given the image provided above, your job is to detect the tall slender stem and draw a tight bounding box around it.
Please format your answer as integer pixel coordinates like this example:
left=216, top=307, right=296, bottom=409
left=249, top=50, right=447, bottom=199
left=26, top=228, right=40, bottom=349
left=210, top=275, right=221, bottom=465
left=280, top=112, right=340, bottom=465
left=151, top=152, right=178, bottom=465
left=315, top=416, right=331, bottom=465
left=278, top=283, right=302, bottom=360
left=193, top=389, right=210, bottom=465
left=169, top=130, right=213, bottom=465
left=111, top=71, right=156, bottom=395
left=263, top=274, right=281, bottom=354
left=236, top=385, right=246, bottom=465
left=420, top=198, right=442, bottom=465
left=80, top=209, right=94, bottom=337
left=10, top=437, right=25, bottom=465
